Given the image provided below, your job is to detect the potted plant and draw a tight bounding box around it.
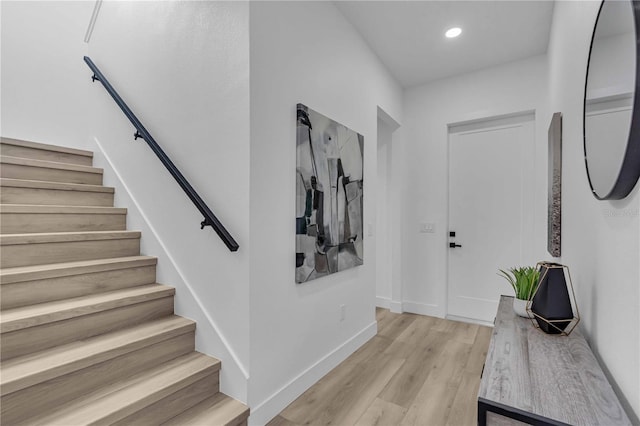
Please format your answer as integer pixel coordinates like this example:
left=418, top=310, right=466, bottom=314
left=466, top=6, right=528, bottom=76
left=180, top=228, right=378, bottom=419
left=498, top=266, right=539, bottom=318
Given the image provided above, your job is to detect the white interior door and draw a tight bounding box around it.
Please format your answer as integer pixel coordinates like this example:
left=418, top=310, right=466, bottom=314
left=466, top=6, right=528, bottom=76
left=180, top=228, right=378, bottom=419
left=447, top=114, right=535, bottom=323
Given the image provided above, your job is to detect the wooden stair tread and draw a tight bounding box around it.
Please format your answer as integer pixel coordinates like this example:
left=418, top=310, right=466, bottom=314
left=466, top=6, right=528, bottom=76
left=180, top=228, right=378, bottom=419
left=0, top=256, right=157, bottom=284
left=0, top=155, right=102, bottom=174
left=24, top=352, right=220, bottom=426
left=0, top=138, right=93, bottom=158
left=0, top=140, right=242, bottom=425
left=1, top=284, right=175, bottom=333
left=0, top=205, right=128, bottom=234
left=0, top=178, right=114, bottom=193
left=0, top=230, right=141, bottom=245
left=0, top=204, right=126, bottom=214
left=1, top=315, right=195, bottom=396
left=163, top=393, right=249, bottom=426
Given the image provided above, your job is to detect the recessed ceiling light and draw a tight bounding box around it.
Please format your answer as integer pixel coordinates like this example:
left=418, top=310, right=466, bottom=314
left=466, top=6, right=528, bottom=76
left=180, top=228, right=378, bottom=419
left=445, top=27, right=462, bottom=38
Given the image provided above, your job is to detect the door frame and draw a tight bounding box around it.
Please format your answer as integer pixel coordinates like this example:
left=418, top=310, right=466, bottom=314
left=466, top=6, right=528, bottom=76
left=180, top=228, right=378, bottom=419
left=376, top=106, right=401, bottom=311
left=445, top=110, right=537, bottom=325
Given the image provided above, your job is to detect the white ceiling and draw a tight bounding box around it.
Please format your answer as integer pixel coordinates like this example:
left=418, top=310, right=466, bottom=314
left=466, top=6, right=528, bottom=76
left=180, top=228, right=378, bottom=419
left=335, top=1, right=556, bottom=88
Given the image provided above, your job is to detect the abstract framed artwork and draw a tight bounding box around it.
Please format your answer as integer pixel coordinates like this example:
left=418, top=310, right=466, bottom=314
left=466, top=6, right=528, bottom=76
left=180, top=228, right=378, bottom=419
left=548, top=112, right=562, bottom=257
left=296, top=103, right=364, bottom=283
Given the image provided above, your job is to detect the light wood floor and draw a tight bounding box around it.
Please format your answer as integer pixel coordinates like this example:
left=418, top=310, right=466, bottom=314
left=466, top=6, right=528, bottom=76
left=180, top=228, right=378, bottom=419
left=268, top=308, right=492, bottom=426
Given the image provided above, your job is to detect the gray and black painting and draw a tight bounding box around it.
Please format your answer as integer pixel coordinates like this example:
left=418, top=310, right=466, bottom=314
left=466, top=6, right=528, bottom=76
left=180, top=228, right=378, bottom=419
left=296, top=104, right=364, bottom=283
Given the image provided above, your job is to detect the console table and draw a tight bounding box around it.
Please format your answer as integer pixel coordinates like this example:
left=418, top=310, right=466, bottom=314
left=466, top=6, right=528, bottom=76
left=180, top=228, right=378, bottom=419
left=478, top=295, right=631, bottom=425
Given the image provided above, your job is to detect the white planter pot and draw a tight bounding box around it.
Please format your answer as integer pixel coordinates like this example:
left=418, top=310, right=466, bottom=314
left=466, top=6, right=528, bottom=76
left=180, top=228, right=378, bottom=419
left=513, top=298, right=533, bottom=318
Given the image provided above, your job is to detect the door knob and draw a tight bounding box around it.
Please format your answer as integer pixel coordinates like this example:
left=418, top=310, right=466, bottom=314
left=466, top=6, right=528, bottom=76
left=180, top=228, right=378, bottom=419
left=449, top=242, right=462, bottom=248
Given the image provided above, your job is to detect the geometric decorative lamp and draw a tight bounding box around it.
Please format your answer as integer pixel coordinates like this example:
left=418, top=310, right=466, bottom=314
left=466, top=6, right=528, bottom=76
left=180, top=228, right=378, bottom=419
left=527, top=262, right=580, bottom=335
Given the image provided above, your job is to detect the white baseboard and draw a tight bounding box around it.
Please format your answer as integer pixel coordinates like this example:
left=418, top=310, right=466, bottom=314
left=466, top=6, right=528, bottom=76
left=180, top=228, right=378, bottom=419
left=446, top=314, right=495, bottom=328
left=402, top=300, right=442, bottom=317
left=248, top=321, right=378, bottom=426
left=376, top=296, right=391, bottom=309
left=389, top=301, right=403, bottom=313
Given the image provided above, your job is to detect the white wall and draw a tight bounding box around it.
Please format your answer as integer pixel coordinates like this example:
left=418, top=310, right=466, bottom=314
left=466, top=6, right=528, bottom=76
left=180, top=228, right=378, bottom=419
left=401, top=55, right=549, bottom=318
left=547, top=2, right=639, bottom=421
left=248, top=2, right=403, bottom=423
left=1, top=1, right=93, bottom=149
left=86, top=1, right=251, bottom=401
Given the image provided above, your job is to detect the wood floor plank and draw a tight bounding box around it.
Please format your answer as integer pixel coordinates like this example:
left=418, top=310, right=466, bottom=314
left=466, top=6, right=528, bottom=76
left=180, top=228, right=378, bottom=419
left=267, top=415, right=300, bottom=426
left=342, top=335, right=394, bottom=368
left=274, top=309, right=493, bottom=426
left=400, top=339, right=473, bottom=426
left=326, top=357, right=405, bottom=426
left=465, top=325, right=492, bottom=376
left=378, top=330, right=449, bottom=408
left=281, top=340, right=398, bottom=425
left=375, top=309, right=402, bottom=335
left=377, top=313, right=418, bottom=340
left=280, top=362, right=367, bottom=423
left=430, top=316, right=459, bottom=333
left=355, top=397, right=407, bottom=426
left=382, top=338, right=416, bottom=360
left=450, top=320, right=480, bottom=345
left=445, top=370, right=481, bottom=426
left=393, top=314, right=437, bottom=346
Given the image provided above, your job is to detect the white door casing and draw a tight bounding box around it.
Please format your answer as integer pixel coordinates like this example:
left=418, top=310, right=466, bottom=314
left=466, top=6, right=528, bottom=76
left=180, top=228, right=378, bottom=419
left=376, top=108, right=401, bottom=311
left=447, top=113, right=535, bottom=323
left=376, top=119, right=392, bottom=307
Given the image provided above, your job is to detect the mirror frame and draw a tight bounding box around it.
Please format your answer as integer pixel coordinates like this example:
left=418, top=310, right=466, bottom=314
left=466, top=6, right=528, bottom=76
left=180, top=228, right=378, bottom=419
left=583, top=0, right=640, bottom=200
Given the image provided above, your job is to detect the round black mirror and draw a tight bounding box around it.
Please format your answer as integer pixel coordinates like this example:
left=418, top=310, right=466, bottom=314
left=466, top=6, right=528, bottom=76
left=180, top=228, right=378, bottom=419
left=584, top=0, right=640, bottom=200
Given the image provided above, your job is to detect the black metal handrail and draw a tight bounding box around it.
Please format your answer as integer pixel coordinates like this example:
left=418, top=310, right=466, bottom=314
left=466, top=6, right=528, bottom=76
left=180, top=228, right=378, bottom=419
left=84, top=56, right=239, bottom=252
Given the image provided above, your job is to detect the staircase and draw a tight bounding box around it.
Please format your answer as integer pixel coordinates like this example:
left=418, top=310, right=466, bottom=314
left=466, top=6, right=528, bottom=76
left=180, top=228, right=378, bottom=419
left=0, top=137, right=249, bottom=426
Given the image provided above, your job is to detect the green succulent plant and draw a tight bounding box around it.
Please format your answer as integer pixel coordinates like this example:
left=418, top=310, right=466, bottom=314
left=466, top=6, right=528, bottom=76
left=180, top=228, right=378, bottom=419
left=498, top=266, right=540, bottom=301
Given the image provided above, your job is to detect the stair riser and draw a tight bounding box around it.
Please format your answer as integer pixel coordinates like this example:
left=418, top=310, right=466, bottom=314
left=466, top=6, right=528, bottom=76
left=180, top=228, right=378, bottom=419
left=1, top=265, right=157, bottom=310
left=114, top=373, right=219, bottom=426
left=0, top=144, right=93, bottom=166
left=1, top=186, right=114, bottom=206
left=1, top=297, right=174, bottom=359
left=0, top=141, right=245, bottom=425
left=161, top=394, right=250, bottom=426
left=1, top=332, right=195, bottom=425
left=0, top=238, right=140, bottom=268
left=1, top=213, right=126, bottom=234
left=1, top=163, right=102, bottom=185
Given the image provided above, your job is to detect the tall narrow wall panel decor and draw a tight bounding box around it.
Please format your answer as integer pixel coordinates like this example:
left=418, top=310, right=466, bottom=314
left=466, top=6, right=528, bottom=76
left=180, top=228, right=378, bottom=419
left=295, top=104, right=364, bottom=283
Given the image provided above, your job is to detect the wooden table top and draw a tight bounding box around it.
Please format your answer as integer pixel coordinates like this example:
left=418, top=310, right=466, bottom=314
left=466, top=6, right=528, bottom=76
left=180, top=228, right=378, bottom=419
left=478, top=295, right=631, bottom=425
